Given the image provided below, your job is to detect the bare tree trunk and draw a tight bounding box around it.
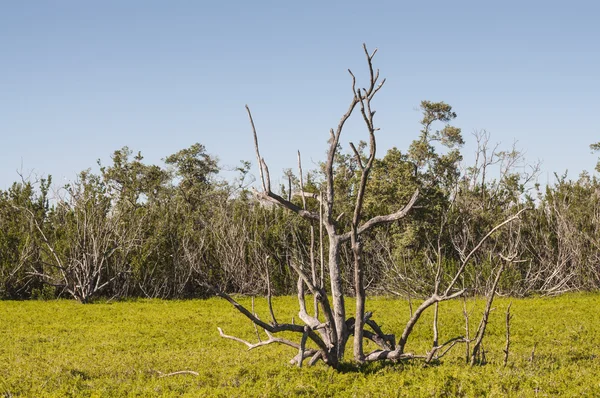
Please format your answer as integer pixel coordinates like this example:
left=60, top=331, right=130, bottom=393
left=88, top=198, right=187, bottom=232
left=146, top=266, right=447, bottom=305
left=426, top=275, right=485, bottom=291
left=327, top=235, right=346, bottom=359
left=352, top=236, right=366, bottom=362
left=214, top=44, right=526, bottom=370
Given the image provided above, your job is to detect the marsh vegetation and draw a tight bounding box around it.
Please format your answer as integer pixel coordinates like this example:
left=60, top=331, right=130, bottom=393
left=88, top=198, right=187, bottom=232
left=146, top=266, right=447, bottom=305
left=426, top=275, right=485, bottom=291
left=1, top=295, right=599, bottom=396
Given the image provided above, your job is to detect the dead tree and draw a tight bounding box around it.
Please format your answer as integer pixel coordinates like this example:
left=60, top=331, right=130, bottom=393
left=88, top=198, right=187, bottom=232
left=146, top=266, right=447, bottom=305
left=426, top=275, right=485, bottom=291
left=18, top=175, right=142, bottom=303
left=212, top=44, right=417, bottom=367
left=213, top=45, right=526, bottom=368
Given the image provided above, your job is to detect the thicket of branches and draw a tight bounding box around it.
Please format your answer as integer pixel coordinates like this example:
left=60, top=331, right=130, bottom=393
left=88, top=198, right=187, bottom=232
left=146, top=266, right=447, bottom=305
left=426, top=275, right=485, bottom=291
left=2, top=130, right=599, bottom=303
left=1, top=83, right=600, bottom=305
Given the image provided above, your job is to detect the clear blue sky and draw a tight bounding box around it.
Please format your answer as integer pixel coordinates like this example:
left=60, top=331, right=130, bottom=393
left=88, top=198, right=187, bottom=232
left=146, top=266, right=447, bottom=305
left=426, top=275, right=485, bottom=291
left=1, top=1, right=599, bottom=191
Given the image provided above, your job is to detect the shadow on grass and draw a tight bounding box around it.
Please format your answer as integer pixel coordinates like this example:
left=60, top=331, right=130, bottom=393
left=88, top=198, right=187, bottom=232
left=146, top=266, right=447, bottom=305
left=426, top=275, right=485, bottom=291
left=336, top=357, right=440, bottom=375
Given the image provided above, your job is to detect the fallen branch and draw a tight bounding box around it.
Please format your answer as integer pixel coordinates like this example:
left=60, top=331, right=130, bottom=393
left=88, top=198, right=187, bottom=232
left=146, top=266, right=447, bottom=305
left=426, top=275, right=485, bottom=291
left=218, top=327, right=302, bottom=351
left=157, top=370, right=199, bottom=378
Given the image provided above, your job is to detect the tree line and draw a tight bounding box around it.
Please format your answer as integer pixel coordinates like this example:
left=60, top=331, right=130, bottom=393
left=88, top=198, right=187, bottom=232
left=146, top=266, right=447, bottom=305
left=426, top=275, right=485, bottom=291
left=1, top=116, right=599, bottom=303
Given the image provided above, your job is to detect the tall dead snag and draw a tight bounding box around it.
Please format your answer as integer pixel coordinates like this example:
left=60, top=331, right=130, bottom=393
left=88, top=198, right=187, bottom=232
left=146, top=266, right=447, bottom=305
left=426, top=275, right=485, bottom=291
left=214, top=45, right=526, bottom=368
left=214, top=44, right=417, bottom=367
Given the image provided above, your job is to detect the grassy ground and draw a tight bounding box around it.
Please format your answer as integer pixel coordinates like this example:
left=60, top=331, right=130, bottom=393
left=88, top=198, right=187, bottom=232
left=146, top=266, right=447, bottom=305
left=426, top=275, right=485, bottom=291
left=1, top=293, right=599, bottom=397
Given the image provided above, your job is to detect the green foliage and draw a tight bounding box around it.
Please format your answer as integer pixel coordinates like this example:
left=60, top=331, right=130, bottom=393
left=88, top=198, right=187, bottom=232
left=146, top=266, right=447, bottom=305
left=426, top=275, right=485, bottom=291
left=591, top=142, right=600, bottom=172
left=100, top=147, right=170, bottom=206
left=0, top=127, right=599, bottom=301
left=0, top=178, right=50, bottom=299
left=1, top=294, right=600, bottom=396
left=408, top=101, right=464, bottom=175
left=31, top=284, right=55, bottom=300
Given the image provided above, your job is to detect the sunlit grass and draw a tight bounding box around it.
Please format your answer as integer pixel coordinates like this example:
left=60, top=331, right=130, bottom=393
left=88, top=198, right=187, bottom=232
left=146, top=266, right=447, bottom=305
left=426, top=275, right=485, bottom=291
left=1, top=293, right=600, bottom=396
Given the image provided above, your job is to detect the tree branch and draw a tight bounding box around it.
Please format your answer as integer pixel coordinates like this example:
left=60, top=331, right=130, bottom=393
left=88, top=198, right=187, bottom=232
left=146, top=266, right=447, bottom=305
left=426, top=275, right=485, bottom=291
left=340, top=189, right=419, bottom=242
left=218, top=327, right=302, bottom=351
left=207, top=284, right=329, bottom=354
left=445, top=207, right=527, bottom=295
left=246, top=105, right=267, bottom=191
left=252, top=188, right=320, bottom=222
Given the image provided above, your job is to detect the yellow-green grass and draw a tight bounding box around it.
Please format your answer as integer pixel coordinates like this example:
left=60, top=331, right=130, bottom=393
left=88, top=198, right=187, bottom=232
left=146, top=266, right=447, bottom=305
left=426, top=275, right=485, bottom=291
left=1, top=293, right=599, bottom=397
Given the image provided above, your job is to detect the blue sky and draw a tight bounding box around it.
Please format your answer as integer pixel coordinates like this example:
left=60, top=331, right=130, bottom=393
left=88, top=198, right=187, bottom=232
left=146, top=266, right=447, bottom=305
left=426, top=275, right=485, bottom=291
left=1, top=1, right=599, bottom=191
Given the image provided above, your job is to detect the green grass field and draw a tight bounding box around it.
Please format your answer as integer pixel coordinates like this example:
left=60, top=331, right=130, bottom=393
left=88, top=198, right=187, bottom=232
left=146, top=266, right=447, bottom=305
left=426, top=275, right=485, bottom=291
left=1, top=293, right=599, bottom=397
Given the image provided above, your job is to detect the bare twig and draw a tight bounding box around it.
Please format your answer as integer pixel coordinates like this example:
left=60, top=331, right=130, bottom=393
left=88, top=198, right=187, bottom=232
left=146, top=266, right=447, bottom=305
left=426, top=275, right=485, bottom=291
left=218, top=327, right=308, bottom=354
left=471, top=260, right=506, bottom=365
left=246, top=105, right=266, bottom=191
left=503, top=302, right=512, bottom=367
left=252, top=296, right=261, bottom=342
left=529, top=343, right=537, bottom=363
left=463, top=296, right=470, bottom=364
left=340, top=189, right=419, bottom=241
left=265, top=265, right=277, bottom=325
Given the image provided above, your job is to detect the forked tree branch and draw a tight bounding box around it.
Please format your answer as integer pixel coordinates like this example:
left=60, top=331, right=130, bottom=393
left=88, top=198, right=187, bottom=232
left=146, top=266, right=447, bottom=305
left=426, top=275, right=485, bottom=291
left=206, top=284, right=330, bottom=355
left=339, top=189, right=419, bottom=243
left=291, top=261, right=337, bottom=343
left=445, top=207, right=528, bottom=295
left=427, top=335, right=467, bottom=363
left=246, top=106, right=320, bottom=222
left=252, top=188, right=320, bottom=221
left=293, top=191, right=322, bottom=203
left=218, top=327, right=301, bottom=351
left=397, top=289, right=465, bottom=353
